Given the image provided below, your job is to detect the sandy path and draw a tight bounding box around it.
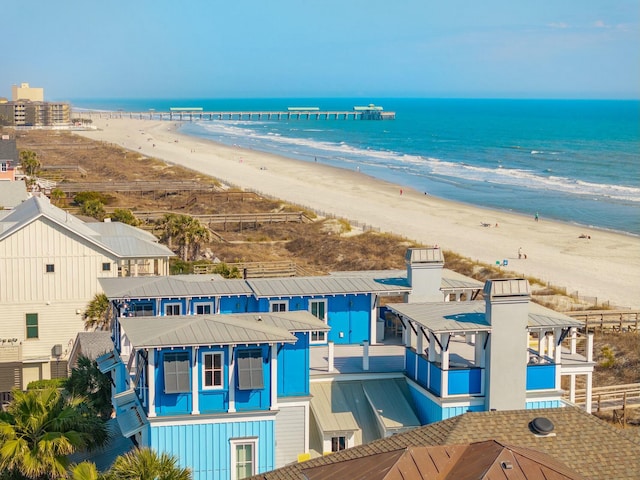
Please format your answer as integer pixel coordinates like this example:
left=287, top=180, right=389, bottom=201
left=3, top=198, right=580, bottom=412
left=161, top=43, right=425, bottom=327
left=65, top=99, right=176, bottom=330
left=75, top=117, right=640, bottom=309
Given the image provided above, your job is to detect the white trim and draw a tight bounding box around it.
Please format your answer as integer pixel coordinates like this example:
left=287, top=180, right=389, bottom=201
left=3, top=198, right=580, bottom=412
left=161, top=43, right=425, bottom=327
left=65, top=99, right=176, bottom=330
left=164, top=302, right=182, bottom=316
left=230, top=437, right=259, bottom=480
left=149, top=412, right=277, bottom=427
left=202, top=351, right=225, bottom=390
left=308, top=299, right=328, bottom=344
left=193, top=301, right=214, bottom=315
left=269, top=300, right=289, bottom=312
left=228, top=345, right=236, bottom=413
left=270, top=344, right=278, bottom=410
left=191, top=346, right=199, bottom=415
left=147, top=349, right=156, bottom=417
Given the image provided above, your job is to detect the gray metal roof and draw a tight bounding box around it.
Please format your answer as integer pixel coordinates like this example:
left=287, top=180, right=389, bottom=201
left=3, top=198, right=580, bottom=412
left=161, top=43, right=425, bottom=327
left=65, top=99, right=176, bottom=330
left=405, top=247, right=444, bottom=264
left=388, top=300, right=583, bottom=334
left=440, top=269, right=484, bottom=291
left=247, top=275, right=411, bottom=298
left=389, top=302, right=491, bottom=333
left=0, top=182, right=28, bottom=210
left=99, top=276, right=253, bottom=299
left=330, top=268, right=482, bottom=292
left=0, top=137, right=18, bottom=161
left=119, top=311, right=328, bottom=348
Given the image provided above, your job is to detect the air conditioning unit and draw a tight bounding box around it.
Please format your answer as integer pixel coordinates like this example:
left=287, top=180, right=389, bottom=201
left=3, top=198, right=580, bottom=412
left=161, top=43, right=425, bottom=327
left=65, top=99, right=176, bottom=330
left=52, top=344, right=63, bottom=357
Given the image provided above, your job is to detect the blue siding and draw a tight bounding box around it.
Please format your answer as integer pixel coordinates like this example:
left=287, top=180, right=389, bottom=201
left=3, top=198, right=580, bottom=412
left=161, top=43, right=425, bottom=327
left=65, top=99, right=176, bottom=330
left=448, top=368, right=483, bottom=395
left=417, top=355, right=429, bottom=388
left=326, top=295, right=371, bottom=344
left=156, top=349, right=192, bottom=416
left=219, top=296, right=255, bottom=314
left=406, top=349, right=417, bottom=379
left=150, top=419, right=275, bottom=480
left=198, top=347, right=229, bottom=413
left=190, top=298, right=216, bottom=314
left=234, top=346, right=271, bottom=411
left=429, top=363, right=442, bottom=396
left=526, top=364, right=556, bottom=390
left=277, top=333, right=309, bottom=397
left=407, top=382, right=485, bottom=425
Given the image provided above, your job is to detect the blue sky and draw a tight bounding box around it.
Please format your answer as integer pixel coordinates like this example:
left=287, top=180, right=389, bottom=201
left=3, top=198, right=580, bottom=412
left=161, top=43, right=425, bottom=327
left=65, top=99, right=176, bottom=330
left=2, top=0, right=638, bottom=100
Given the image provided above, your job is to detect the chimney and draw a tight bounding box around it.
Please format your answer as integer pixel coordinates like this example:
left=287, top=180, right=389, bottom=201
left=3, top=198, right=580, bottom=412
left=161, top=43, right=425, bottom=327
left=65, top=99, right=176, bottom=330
left=484, top=278, right=530, bottom=411
left=405, top=247, right=444, bottom=303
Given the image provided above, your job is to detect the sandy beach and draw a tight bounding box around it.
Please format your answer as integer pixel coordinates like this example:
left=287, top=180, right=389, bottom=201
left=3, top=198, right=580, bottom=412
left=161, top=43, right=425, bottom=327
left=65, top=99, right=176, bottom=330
left=75, top=117, right=640, bottom=310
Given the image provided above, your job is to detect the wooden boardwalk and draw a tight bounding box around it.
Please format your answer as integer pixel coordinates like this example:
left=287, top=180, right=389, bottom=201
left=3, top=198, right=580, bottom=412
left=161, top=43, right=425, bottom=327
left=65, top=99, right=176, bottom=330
left=568, top=383, right=640, bottom=411
left=561, top=310, right=640, bottom=332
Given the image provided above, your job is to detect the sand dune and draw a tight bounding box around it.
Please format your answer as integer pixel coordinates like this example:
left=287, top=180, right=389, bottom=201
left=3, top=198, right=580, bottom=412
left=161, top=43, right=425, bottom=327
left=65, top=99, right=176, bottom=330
left=75, top=117, right=640, bottom=310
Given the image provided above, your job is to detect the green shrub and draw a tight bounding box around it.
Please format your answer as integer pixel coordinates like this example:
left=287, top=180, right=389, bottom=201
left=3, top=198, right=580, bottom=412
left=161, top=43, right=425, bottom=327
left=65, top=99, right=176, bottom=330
left=27, top=378, right=65, bottom=390
left=73, top=191, right=108, bottom=206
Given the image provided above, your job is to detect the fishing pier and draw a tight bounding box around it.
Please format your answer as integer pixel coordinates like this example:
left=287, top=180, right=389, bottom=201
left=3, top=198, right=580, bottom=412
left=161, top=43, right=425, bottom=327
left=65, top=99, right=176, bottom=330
left=75, top=105, right=395, bottom=121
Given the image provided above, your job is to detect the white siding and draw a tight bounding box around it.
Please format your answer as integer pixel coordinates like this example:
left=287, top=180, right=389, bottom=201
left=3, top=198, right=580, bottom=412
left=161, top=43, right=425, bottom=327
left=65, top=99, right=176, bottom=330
left=275, top=404, right=306, bottom=468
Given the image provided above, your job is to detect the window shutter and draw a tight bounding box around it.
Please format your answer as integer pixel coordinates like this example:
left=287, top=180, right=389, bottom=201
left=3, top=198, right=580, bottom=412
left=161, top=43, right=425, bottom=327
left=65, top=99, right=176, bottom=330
left=163, top=352, right=190, bottom=394
left=237, top=350, right=264, bottom=390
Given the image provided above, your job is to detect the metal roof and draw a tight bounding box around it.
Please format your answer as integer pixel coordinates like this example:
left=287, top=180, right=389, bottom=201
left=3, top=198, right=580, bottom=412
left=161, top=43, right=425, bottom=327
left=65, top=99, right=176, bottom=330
left=405, top=247, right=444, bottom=265
left=119, top=311, right=327, bottom=348
left=0, top=182, right=29, bottom=210
left=99, top=276, right=253, bottom=299
left=330, top=268, right=482, bottom=292
left=362, top=380, right=420, bottom=432
left=310, top=382, right=360, bottom=433
left=247, top=275, right=411, bottom=298
left=388, top=301, right=582, bottom=333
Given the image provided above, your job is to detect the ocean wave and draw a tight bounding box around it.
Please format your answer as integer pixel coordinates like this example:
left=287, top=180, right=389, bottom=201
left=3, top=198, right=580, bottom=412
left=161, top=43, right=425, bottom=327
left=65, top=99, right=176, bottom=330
left=187, top=120, right=640, bottom=204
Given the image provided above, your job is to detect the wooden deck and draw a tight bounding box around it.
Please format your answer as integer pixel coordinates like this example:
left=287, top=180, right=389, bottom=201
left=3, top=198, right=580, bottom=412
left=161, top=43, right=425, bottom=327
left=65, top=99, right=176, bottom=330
left=562, top=310, right=639, bottom=333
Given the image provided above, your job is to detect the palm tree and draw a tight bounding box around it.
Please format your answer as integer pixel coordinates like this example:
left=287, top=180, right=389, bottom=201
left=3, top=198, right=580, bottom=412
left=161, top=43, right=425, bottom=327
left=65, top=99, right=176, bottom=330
left=64, top=356, right=113, bottom=421
left=70, top=461, right=103, bottom=480
left=186, top=222, right=211, bottom=261
left=83, top=293, right=112, bottom=331
left=158, top=214, right=181, bottom=251
left=19, top=150, right=40, bottom=177
left=106, top=448, right=191, bottom=480
left=0, top=388, right=108, bottom=479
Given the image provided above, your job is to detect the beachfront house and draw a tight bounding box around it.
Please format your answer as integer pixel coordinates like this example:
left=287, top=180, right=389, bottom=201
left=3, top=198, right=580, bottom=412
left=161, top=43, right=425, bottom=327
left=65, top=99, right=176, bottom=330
left=98, top=311, right=329, bottom=480
left=0, top=135, right=19, bottom=182
left=98, top=247, right=483, bottom=349
left=387, top=277, right=595, bottom=422
left=0, top=196, right=173, bottom=393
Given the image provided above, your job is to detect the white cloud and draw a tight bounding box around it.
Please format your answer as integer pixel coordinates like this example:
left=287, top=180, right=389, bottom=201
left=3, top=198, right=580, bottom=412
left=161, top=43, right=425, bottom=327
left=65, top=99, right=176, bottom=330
left=548, top=22, right=569, bottom=29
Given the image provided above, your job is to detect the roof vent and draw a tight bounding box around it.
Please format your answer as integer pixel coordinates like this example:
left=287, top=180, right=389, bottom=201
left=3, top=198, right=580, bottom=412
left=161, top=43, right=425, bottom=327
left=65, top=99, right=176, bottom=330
left=530, top=417, right=555, bottom=436
left=501, top=461, right=513, bottom=470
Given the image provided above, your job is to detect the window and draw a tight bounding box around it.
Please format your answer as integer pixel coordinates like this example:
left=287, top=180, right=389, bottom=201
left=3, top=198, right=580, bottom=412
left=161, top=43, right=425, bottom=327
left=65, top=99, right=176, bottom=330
left=236, top=349, right=264, bottom=390
left=203, top=352, right=223, bottom=388
left=165, top=303, right=181, bottom=316
left=269, top=301, right=288, bottom=312
left=231, top=438, right=258, bottom=480
left=45, top=264, right=55, bottom=273
left=1, top=162, right=7, bottom=172
left=331, top=436, right=346, bottom=452
left=132, top=303, right=153, bottom=316
left=163, top=352, right=190, bottom=394
left=195, top=303, right=212, bottom=315
left=310, top=300, right=327, bottom=343
left=26, top=313, right=38, bottom=339
left=102, top=262, right=111, bottom=271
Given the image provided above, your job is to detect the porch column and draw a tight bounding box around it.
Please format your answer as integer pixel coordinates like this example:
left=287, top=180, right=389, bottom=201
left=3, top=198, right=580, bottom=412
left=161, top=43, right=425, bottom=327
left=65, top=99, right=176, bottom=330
left=370, top=296, right=377, bottom=345
left=569, top=374, right=576, bottom=403
left=441, top=333, right=450, bottom=398
left=362, top=341, right=370, bottom=371
left=538, top=332, right=546, bottom=357
left=328, top=341, right=334, bottom=372
left=147, top=349, right=156, bottom=418
left=570, top=328, right=577, bottom=355
left=585, top=371, right=593, bottom=413
left=415, top=332, right=423, bottom=379
left=228, top=345, right=236, bottom=413
left=191, top=346, right=199, bottom=415
left=554, top=329, right=562, bottom=389
left=428, top=331, right=436, bottom=388
left=270, top=344, right=278, bottom=410
left=475, top=332, right=487, bottom=395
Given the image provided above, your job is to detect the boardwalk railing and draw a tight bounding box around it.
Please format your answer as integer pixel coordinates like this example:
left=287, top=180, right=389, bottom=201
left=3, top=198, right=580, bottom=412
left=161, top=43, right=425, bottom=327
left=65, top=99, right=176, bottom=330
left=561, top=310, right=640, bottom=333
left=134, top=211, right=311, bottom=228
left=567, top=383, right=640, bottom=411
left=193, top=260, right=314, bottom=278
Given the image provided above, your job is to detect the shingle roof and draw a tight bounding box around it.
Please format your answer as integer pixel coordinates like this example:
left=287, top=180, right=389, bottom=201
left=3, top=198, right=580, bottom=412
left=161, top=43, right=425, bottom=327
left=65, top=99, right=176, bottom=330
left=252, top=407, right=640, bottom=480
left=299, top=440, right=584, bottom=480
left=73, top=331, right=113, bottom=360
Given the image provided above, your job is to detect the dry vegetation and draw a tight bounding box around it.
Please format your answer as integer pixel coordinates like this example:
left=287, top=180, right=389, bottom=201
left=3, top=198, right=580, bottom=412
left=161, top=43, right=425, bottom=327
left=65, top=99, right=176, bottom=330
left=13, top=128, right=639, bottom=390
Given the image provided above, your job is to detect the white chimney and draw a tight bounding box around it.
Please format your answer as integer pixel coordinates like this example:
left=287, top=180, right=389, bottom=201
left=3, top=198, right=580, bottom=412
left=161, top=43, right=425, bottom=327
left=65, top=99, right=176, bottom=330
left=405, top=247, right=444, bottom=303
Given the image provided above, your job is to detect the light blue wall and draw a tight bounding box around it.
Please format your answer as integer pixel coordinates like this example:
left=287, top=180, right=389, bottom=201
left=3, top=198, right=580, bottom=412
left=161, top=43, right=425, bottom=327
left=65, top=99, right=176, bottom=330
left=150, top=419, right=275, bottom=480
left=277, top=332, right=309, bottom=397
left=448, top=368, right=482, bottom=395
left=326, top=294, right=371, bottom=344
left=407, top=382, right=484, bottom=424
left=526, top=400, right=561, bottom=409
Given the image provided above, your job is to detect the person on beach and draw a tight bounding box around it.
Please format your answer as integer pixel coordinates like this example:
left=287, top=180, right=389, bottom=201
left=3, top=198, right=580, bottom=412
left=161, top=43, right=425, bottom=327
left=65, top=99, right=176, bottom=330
left=518, top=247, right=527, bottom=259
left=535, top=212, right=539, bottom=222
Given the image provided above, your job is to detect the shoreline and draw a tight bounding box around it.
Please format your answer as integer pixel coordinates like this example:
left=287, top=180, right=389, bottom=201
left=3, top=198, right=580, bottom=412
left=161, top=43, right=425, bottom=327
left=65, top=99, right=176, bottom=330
left=74, top=118, right=640, bottom=309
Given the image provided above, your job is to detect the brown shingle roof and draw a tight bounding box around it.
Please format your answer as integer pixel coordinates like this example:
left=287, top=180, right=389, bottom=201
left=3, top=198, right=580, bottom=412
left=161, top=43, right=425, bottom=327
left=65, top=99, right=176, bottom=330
left=254, top=407, right=640, bottom=480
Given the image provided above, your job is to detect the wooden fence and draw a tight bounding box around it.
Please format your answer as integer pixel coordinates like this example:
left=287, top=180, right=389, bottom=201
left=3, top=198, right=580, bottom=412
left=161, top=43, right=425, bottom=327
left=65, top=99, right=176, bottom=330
left=194, top=260, right=314, bottom=278
left=561, top=310, right=639, bottom=333
left=568, top=383, right=640, bottom=411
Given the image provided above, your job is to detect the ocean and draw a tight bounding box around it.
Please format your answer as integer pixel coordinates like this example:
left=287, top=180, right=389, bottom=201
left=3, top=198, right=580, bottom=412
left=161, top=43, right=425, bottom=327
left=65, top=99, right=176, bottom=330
left=72, top=98, right=640, bottom=235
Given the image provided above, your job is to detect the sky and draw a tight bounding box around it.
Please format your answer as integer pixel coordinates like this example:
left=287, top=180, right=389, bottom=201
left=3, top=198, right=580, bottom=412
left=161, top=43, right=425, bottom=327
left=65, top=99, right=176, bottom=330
left=1, top=0, right=638, bottom=100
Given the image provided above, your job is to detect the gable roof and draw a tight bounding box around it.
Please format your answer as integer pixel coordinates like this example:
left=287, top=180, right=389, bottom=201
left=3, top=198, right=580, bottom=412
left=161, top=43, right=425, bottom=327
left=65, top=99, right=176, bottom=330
left=119, top=311, right=328, bottom=348
left=0, top=196, right=173, bottom=258
left=247, top=275, right=411, bottom=298
left=99, top=275, right=253, bottom=299
left=0, top=137, right=18, bottom=161
left=300, top=440, right=583, bottom=480
left=254, top=407, right=640, bottom=480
